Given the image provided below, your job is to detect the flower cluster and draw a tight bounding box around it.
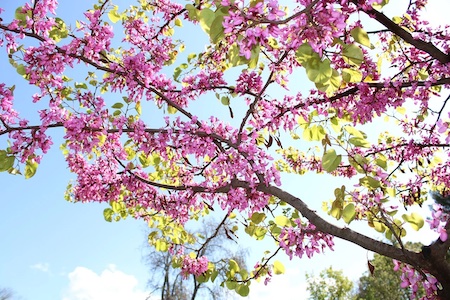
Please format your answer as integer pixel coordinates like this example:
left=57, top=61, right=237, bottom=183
left=278, top=221, right=334, bottom=260
left=2, top=0, right=450, bottom=294
left=393, top=260, right=439, bottom=299
left=427, top=204, right=450, bottom=242
left=180, top=255, right=209, bottom=279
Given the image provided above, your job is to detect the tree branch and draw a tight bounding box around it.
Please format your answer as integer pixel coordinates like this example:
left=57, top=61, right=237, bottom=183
left=260, top=184, right=420, bottom=263
left=356, top=3, right=450, bottom=64
left=329, top=77, right=450, bottom=102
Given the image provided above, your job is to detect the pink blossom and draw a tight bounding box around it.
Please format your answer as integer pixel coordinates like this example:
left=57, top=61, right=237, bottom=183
left=181, top=255, right=209, bottom=278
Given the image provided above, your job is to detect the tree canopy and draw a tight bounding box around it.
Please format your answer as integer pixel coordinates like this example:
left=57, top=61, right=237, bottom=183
left=355, top=251, right=425, bottom=300
left=1, top=0, right=450, bottom=298
left=144, top=219, right=247, bottom=299
left=306, top=266, right=353, bottom=300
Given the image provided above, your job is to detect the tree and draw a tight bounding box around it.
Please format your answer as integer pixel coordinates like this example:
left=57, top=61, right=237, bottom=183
left=0, top=287, right=15, bottom=300
left=144, top=219, right=247, bottom=299
left=306, top=267, right=353, bottom=300
left=355, top=243, right=425, bottom=300
left=355, top=254, right=416, bottom=300
left=1, top=0, right=450, bottom=298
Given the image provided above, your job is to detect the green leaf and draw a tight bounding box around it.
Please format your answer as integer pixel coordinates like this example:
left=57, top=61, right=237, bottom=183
left=373, top=220, right=386, bottom=233
left=330, top=199, right=343, bottom=220
left=315, top=68, right=341, bottom=96
left=75, top=82, right=88, bottom=89
left=342, top=68, right=363, bottom=83
left=359, top=176, right=381, bottom=189
left=274, top=215, right=289, bottom=227
left=253, top=226, right=267, bottom=240
left=349, top=154, right=367, bottom=173
left=15, top=6, right=31, bottom=26
left=342, top=203, right=356, bottom=224
left=221, top=96, right=230, bottom=106
left=173, top=67, right=182, bottom=81
left=402, top=212, right=424, bottom=231
left=210, top=15, right=225, bottom=44
left=112, top=102, right=124, bottom=109
left=270, top=225, right=281, bottom=236
left=103, top=208, right=114, bottom=222
left=16, top=64, right=26, bottom=76
left=344, top=126, right=366, bottom=138
left=228, top=44, right=248, bottom=67
left=0, top=151, right=14, bottom=172
left=24, top=158, right=38, bottom=179
left=49, top=18, right=69, bottom=42
left=303, top=125, right=326, bottom=141
left=350, top=27, right=372, bottom=48
left=240, top=269, right=249, bottom=280
left=348, top=137, right=371, bottom=148
left=199, top=8, right=215, bottom=34
left=228, top=259, right=240, bottom=277
left=375, top=154, right=387, bottom=170
left=185, top=4, right=199, bottom=21
left=248, top=43, right=260, bottom=69
left=322, top=148, right=342, bottom=172
left=295, top=43, right=320, bottom=65
left=250, top=212, right=266, bottom=224
left=342, top=44, right=364, bottom=66
left=211, top=270, right=219, bottom=282
left=225, top=281, right=237, bottom=290
left=236, top=284, right=250, bottom=297
left=305, top=59, right=333, bottom=84
left=187, top=53, right=197, bottom=63
left=273, top=260, right=285, bottom=275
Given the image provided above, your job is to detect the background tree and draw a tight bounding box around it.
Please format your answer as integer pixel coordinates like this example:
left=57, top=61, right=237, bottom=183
left=306, top=267, right=353, bottom=300
left=0, top=287, right=15, bottom=300
left=144, top=219, right=247, bottom=300
left=1, top=0, right=450, bottom=298
left=354, top=243, right=425, bottom=300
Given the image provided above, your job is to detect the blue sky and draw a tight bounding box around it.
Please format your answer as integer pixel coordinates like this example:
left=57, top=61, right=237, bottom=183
left=0, top=1, right=449, bottom=299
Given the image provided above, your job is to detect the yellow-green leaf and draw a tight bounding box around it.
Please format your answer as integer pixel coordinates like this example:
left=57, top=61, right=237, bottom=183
left=305, top=59, right=333, bottom=84
left=24, top=158, right=38, bottom=179
left=359, top=176, right=381, bottom=189
left=108, top=5, right=121, bottom=23
left=342, top=68, right=363, bottom=83
left=0, top=151, right=14, bottom=172
left=273, top=260, right=285, bottom=275
left=236, top=284, right=250, bottom=296
left=342, top=203, right=356, bottom=224
left=342, top=44, right=364, bottom=66
left=402, top=212, right=424, bottom=231
left=155, top=239, right=168, bottom=251
left=250, top=212, right=266, bottom=224
left=199, top=8, right=215, bottom=34
left=322, top=148, right=341, bottom=172
left=295, top=43, right=320, bottom=65
left=174, top=18, right=182, bottom=26
left=350, top=27, right=372, bottom=48
left=274, top=215, right=290, bottom=227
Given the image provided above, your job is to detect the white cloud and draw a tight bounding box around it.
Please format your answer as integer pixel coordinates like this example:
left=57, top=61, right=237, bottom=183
left=31, top=262, right=50, bottom=273
left=62, top=264, right=150, bottom=300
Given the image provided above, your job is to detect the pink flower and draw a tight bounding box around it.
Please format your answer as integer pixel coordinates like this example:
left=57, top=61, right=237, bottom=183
left=181, top=255, right=209, bottom=278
